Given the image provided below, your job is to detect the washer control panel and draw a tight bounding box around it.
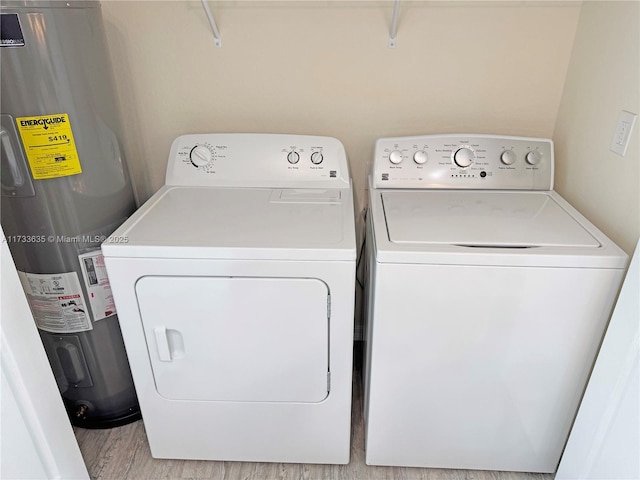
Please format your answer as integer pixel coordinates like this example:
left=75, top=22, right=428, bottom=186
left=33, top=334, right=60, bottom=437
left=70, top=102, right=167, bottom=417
left=373, top=134, right=553, bottom=190
left=166, top=133, right=349, bottom=188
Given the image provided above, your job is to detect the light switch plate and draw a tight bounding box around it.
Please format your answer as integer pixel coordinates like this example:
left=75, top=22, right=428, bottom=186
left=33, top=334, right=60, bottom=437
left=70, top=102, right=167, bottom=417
left=610, top=110, right=637, bottom=156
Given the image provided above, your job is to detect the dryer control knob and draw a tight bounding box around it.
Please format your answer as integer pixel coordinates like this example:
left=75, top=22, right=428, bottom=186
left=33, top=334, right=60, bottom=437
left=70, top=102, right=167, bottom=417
left=190, top=145, right=212, bottom=167
left=500, top=150, right=517, bottom=165
left=287, top=151, right=300, bottom=164
left=525, top=150, right=543, bottom=165
left=389, top=150, right=403, bottom=164
left=310, top=152, right=324, bottom=165
left=453, top=147, right=475, bottom=168
left=413, top=150, right=428, bottom=164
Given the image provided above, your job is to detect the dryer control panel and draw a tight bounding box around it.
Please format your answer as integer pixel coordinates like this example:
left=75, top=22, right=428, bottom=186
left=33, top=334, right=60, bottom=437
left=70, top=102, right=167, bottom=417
left=373, top=134, right=553, bottom=190
left=166, top=134, right=350, bottom=188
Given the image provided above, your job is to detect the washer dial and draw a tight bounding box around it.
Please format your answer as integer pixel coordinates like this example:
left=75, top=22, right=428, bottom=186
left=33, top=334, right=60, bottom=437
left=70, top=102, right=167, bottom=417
left=525, top=150, right=543, bottom=165
left=190, top=145, right=213, bottom=167
left=453, top=147, right=475, bottom=168
left=413, top=150, right=428, bottom=165
left=500, top=150, right=517, bottom=165
left=389, top=150, right=403, bottom=164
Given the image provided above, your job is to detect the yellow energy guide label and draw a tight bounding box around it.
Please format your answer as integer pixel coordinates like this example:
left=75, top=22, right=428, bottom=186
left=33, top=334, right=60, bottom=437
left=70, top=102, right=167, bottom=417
left=16, top=113, right=82, bottom=179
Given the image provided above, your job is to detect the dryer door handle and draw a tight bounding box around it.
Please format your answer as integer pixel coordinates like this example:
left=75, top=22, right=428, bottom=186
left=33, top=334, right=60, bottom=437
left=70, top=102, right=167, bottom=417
left=154, top=326, right=172, bottom=361
left=153, top=327, right=185, bottom=362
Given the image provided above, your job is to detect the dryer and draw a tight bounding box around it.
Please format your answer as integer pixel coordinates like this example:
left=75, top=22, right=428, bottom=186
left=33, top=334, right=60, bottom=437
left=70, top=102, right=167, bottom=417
left=102, top=134, right=356, bottom=464
left=363, top=134, right=627, bottom=472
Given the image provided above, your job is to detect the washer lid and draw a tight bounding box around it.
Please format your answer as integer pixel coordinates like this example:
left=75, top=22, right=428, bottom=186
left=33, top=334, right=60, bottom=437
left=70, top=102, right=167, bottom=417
left=102, top=186, right=356, bottom=260
left=383, top=191, right=600, bottom=248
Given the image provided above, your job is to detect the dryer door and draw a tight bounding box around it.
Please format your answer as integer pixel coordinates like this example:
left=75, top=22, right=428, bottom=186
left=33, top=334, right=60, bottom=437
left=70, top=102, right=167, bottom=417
left=135, top=276, right=329, bottom=403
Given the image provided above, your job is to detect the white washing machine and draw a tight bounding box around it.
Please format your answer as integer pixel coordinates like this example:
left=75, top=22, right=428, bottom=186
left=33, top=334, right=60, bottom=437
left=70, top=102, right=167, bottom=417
left=102, top=134, right=356, bottom=464
left=363, top=134, right=628, bottom=473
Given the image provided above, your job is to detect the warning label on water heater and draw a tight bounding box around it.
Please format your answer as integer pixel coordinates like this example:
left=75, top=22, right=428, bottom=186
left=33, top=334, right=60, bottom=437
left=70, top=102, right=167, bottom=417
left=15, top=113, right=82, bottom=179
left=79, top=250, right=117, bottom=321
left=17, top=271, right=92, bottom=333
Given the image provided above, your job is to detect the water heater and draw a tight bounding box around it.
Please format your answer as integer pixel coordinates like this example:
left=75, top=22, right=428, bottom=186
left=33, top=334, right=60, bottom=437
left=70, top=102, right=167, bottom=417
left=1, top=0, right=140, bottom=427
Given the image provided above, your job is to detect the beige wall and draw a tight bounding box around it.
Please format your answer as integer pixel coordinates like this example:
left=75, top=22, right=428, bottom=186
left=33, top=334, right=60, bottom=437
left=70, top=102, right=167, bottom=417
left=553, top=1, right=639, bottom=255
left=101, top=0, right=580, bottom=217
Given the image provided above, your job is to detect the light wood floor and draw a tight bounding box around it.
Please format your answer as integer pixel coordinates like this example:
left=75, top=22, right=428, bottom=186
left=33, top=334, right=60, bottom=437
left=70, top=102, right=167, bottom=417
left=74, top=370, right=555, bottom=480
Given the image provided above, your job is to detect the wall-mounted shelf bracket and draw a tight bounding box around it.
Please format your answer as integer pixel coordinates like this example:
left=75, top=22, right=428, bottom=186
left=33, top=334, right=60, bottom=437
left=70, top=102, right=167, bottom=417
left=201, top=0, right=222, bottom=48
left=388, top=0, right=400, bottom=48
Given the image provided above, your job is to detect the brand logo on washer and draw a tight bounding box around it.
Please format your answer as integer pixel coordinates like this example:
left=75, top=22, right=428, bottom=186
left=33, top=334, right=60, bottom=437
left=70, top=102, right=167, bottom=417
left=381, top=173, right=389, bottom=181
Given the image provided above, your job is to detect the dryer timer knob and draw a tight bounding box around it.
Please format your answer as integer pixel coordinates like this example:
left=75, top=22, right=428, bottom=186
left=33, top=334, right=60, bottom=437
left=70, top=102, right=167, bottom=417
left=190, top=146, right=212, bottom=167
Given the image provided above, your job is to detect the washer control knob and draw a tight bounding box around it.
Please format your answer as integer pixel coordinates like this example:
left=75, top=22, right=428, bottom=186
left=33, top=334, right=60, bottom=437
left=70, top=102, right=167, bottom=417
left=500, top=150, right=517, bottom=165
left=413, top=150, right=428, bottom=165
left=190, top=145, right=212, bottom=167
left=389, top=150, right=403, bottom=164
left=287, top=151, right=300, bottom=164
left=310, top=152, right=323, bottom=165
left=453, top=147, right=475, bottom=168
left=525, top=150, right=543, bottom=165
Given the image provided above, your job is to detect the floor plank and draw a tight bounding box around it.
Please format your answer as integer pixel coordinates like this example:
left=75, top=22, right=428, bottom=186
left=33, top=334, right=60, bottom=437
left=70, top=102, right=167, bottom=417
left=74, top=370, right=555, bottom=480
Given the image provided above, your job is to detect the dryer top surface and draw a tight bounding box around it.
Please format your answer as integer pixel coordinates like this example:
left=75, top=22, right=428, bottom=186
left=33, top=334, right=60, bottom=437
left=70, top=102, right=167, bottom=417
left=102, top=185, right=356, bottom=261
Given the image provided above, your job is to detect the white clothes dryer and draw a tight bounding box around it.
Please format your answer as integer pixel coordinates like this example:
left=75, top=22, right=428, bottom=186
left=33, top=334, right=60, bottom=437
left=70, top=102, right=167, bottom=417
left=363, top=134, right=627, bottom=473
left=102, top=134, right=356, bottom=464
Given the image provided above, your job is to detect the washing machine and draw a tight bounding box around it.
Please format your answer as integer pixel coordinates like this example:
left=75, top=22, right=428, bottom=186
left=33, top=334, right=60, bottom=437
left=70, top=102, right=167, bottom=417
left=102, top=134, right=356, bottom=464
left=363, top=134, right=628, bottom=473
